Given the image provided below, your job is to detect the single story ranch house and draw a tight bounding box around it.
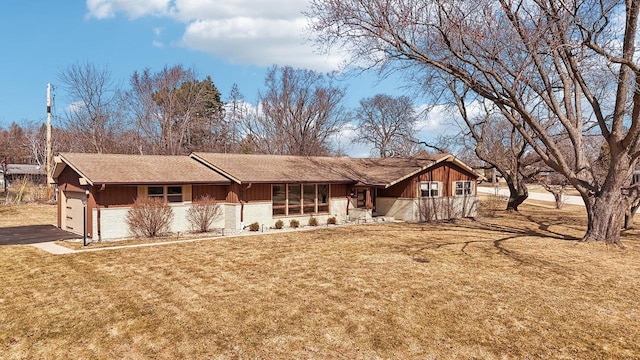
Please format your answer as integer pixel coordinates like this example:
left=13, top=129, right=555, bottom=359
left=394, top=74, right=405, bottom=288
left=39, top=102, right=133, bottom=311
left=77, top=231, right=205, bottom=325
left=53, top=152, right=480, bottom=240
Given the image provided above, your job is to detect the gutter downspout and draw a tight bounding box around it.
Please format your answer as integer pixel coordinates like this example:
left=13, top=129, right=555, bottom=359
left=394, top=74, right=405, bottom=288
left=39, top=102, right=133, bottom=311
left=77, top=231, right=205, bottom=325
left=97, top=184, right=106, bottom=242
left=240, top=183, right=252, bottom=230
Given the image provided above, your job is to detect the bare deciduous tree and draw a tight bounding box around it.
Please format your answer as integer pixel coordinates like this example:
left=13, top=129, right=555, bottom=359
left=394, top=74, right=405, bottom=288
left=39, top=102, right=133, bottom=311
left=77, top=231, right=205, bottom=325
left=243, top=66, right=349, bottom=156
left=452, top=90, right=540, bottom=211
left=540, top=172, right=571, bottom=210
left=354, top=94, right=420, bottom=157
left=58, top=62, right=125, bottom=153
left=0, top=123, right=30, bottom=164
left=22, top=121, right=47, bottom=166
left=309, top=0, right=640, bottom=246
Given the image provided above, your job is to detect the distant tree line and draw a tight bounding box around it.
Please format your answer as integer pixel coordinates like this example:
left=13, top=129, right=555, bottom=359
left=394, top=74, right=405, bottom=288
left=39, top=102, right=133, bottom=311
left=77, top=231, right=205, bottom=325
left=1, top=62, right=424, bottom=166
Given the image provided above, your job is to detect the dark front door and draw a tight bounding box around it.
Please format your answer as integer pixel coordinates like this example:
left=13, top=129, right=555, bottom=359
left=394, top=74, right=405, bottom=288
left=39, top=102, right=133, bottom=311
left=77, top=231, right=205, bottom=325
left=355, top=187, right=375, bottom=211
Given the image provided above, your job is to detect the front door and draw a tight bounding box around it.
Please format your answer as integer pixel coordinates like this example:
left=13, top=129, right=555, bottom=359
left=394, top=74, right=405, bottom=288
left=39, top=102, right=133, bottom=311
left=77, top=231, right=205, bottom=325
left=355, top=187, right=375, bottom=211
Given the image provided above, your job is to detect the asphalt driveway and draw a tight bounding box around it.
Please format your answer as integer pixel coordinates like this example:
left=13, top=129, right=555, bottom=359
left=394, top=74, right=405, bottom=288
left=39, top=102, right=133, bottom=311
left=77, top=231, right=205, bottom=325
left=0, top=225, right=79, bottom=245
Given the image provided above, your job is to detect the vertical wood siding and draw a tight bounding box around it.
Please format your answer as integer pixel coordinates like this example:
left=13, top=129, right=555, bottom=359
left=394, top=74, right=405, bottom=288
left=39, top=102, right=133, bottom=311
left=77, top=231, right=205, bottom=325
left=226, top=184, right=240, bottom=203
left=192, top=184, right=229, bottom=202
left=57, top=166, right=83, bottom=192
left=379, top=163, right=477, bottom=198
left=330, top=184, right=348, bottom=198
left=242, top=183, right=272, bottom=202
left=97, top=186, right=137, bottom=207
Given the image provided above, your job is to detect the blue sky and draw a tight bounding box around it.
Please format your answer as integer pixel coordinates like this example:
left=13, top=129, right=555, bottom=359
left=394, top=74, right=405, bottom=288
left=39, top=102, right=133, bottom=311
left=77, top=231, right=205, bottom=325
left=0, top=0, right=453, bottom=155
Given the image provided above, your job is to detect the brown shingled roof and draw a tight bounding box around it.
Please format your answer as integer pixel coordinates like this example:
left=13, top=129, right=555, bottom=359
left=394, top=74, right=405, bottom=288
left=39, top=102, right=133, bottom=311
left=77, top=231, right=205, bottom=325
left=55, top=153, right=230, bottom=185
left=190, top=153, right=355, bottom=184
left=190, top=152, right=468, bottom=187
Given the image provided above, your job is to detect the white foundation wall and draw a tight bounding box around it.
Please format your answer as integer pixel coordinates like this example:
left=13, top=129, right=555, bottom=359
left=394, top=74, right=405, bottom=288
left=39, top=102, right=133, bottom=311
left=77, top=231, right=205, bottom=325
left=241, top=202, right=274, bottom=229
left=170, top=205, right=192, bottom=234
left=93, top=207, right=130, bottom=240
left=330, top=198, right=348, bottom=223
left=91, top=198, right=354, bottom=240
left=377, top=198, right=417, bottom=221
left=225, top=204, right=241, bottom=230
left=377, top=196, right=479, bottom=222
left=93, top=203, right=227, bottom=240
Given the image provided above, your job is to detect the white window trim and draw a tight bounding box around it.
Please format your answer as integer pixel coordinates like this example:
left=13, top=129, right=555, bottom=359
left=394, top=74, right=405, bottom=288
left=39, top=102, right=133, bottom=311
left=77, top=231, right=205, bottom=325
left=453, top=181, right=473, bottom=197
left=419, top=181, right=441, bottom=198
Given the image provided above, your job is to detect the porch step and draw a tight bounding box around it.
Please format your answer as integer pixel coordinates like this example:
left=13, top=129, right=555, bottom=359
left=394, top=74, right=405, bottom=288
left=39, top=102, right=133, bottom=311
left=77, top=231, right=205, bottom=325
left=351, top=216, right=396, bottom=224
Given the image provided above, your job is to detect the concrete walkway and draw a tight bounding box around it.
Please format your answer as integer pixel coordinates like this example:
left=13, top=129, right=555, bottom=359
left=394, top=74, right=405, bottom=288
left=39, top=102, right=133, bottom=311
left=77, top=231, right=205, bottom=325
left=29, top=235, right=227, bottom=255
left=478, top=186, right=585, bottom=206
left=30, top=235, right=232, bottom=255
left=30, top=241, right=77, bottom=254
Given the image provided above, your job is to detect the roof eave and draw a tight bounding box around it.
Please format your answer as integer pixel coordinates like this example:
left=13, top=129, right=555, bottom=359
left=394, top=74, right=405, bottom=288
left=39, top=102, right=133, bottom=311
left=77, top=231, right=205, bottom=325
left=383, top=155, right=449, bottom=188
left=54, top=154, right=94, bottom=186
left=87, top=180, right=232, bottom=186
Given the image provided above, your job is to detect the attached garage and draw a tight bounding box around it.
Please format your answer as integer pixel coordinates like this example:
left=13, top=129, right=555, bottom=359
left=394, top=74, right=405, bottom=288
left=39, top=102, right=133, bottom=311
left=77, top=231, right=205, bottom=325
left=62, top=191, right=86, bottom=236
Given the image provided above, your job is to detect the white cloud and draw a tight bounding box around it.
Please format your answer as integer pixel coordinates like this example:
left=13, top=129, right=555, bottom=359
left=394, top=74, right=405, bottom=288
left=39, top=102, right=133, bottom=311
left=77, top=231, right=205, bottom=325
left=152, top=27, right=165, bottom=48
left=171, top=0, right=305, bottom=22
left=86, top=0, right=171, bottom=19
left=85, top=0, right=341, bottom=71
left=181, top=17, right=340, bottom=70
left=66, top=101, right=85, bottom=113
left=413, top=101, right=487, bottom=141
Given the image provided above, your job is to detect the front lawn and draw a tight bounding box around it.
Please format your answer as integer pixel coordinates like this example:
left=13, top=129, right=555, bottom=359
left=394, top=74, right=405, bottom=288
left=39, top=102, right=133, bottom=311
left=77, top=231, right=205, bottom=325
left=1, top=201, right=639, bottom=358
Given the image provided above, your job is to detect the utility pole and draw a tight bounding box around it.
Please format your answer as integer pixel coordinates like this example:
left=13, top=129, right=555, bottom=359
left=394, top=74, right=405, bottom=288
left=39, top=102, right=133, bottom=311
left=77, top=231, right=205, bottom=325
left=46, top=83, right=53, bottom=200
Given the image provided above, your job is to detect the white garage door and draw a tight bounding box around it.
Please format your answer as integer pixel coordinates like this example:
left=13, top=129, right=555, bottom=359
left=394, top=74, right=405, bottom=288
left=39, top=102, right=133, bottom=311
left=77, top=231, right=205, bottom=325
left=64, top=191, right=86, bottom=236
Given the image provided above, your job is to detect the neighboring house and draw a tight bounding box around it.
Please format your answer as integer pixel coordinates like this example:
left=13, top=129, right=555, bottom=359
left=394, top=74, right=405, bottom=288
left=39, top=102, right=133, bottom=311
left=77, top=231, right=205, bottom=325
left=3, top=164, right=47, bottom=189
left=53, top=152, right=480, bottom=240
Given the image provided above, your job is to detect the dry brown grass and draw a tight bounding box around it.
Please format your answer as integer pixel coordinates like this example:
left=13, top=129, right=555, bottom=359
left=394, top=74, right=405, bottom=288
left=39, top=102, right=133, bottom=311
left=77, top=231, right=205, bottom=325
left=57, top=231, right=225, bottom=250
left=1, top=200, right=640, bottom=358
left=0, top=203, right=56, bottom=227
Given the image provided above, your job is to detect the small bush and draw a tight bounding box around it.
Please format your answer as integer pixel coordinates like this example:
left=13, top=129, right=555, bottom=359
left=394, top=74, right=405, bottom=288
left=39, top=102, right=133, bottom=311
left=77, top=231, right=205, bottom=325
left=274, top=219, right=284, bottom=229
left=327, top=216, right=337, bottom=225
left=308, top=216, right=319, bottom=226
left=126, top=197, right=174, bottom=238
left=289, top=219, right=300, bottom=228
left=249, top=222, right=260, bottom=231
left=187, top=195, right=221, bottom=232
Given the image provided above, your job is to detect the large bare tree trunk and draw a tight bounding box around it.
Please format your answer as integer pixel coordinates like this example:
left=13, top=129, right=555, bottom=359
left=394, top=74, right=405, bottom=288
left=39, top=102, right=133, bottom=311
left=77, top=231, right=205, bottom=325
left=581, top=161, right=632, bottom=245
left=583, top=192, right=628, bottom=246
left=505, top=176, right=528, bottom=211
